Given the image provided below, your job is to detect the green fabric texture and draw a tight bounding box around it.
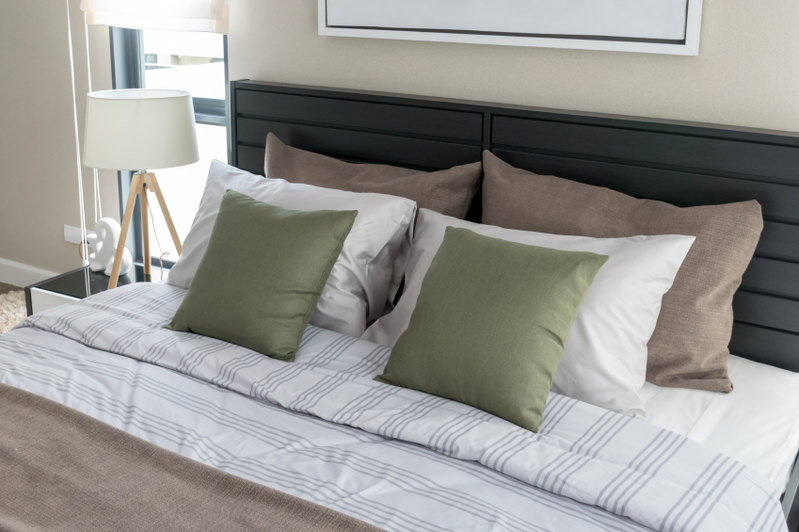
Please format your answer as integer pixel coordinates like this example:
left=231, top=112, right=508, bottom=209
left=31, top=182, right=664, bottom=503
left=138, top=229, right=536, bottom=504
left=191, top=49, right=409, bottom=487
left=376, top=227, right=608, bottom=432
left=169, top=189, right=357, bottom=361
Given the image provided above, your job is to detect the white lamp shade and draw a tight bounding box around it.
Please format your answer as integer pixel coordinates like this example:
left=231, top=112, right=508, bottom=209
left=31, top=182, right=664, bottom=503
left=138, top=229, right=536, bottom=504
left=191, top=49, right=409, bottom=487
left=83, top=89, right=200, bottom=171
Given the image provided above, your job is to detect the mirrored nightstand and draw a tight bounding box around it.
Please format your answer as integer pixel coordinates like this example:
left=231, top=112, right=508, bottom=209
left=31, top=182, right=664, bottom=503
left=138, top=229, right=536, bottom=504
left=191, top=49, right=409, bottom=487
left=24, top=264, right=167, bottom=315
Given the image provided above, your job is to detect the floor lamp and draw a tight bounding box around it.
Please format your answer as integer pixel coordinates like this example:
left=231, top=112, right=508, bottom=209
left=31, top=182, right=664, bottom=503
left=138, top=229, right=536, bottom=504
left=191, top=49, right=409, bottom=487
left=83, top=89, right=199, bottom=289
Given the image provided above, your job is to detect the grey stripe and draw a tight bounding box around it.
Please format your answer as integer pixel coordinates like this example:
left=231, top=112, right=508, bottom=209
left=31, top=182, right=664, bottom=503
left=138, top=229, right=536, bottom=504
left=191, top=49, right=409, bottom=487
left=570, top=410, right=618, bottom=455
left=176, top=341, right=231, bottom=374
left=382, top=394, right=449, bottom=440
left=343, top=344, right=391, bottom=377
left=439, top=409, right=495, bottom=455
left=288, top=336, right=364, bottom=409
left=289, top=443, right=549, bottom=532
left=298, top=325, right=325, bottom=350
left=261, top=464, right=442, bottom=532
left=307, top=334, right=359, bottom=367
left=249, top=361, right=305, bottom=397
left=660, top=454, right=726, bottom=531
left=596, top=428, right=672, bottom=508
left=383, top=440, right=643, bottom=532
left=615, top=433, right=688, bottom=516
left=50, top=305, right=101, bottom=336
left=483, top=431, right=532, bottom=471
left=551, top=413, right=631, bottom=496
left=750, top=496, right=776, bottom=532
left=429, top=407, right=491, bottom=453
left=332, top=384, right=400, bottom=426
left=107, top=326, right=145, bottom=354
left=762, top=500, right=787, bottom=532
left=496, top=437, right=536, bottom=474
left=539, top=395, right=580, bottom=436
left=290, top=372, right=354, bottom=412
left=213, top=352, right=264, bottom=388
left=536, top=410, right=616, bottom=489
left=5, top=338, right=378, bottom=452
left=683, top=460, right=745, bottom=531
left=534, top=440, right=583, bottom=490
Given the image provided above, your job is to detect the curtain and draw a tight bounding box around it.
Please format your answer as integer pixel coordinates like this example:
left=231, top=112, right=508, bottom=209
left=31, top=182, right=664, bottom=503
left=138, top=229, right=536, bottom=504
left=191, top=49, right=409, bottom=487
left=79, top=0, right=228, bottom=34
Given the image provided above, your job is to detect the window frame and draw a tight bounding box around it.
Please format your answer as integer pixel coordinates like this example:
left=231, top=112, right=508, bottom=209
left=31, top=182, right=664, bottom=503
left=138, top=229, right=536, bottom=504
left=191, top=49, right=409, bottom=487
left=108, top=26, right=229, bottom=266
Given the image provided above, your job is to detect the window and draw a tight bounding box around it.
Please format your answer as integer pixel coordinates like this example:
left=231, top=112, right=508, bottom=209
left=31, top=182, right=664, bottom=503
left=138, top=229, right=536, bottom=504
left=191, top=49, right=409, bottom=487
left=110, top=27, right=228, bottom=268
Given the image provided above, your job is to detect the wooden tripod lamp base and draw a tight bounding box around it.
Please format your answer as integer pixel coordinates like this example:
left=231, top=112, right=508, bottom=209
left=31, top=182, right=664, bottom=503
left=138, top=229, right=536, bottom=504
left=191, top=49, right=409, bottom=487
left=107, top=172, right=182, bottom=289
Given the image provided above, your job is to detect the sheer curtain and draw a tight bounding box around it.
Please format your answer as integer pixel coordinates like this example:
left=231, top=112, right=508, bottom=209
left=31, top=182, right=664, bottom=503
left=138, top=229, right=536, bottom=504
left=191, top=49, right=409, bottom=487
left=79, top=0, right=228, bottom=33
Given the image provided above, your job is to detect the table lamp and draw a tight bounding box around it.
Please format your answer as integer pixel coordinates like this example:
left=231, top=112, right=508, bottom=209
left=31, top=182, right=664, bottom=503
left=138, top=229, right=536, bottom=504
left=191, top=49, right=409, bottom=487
left=83, top=88, right=199, bottom=289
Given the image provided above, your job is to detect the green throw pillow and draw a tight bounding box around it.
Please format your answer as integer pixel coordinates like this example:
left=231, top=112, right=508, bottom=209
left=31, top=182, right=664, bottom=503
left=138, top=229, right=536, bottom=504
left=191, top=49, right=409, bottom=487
left=376, top=227, right=608, bottom=432
left=169, top=190, right=357, bottom=360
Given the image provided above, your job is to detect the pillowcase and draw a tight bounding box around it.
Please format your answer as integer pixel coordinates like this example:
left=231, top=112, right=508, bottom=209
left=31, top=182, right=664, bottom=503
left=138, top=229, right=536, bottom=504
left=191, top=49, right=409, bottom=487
left=481, top=150, right=764, bottom=392
left=169, top=191, right=356, bottom=360
left=264, top=132, right=482, bottom=218
left=363, top=209, right=695, bottom=417
left=376, top=227, right=608, bottom=432
left=168, top=160, right=416, bottom=337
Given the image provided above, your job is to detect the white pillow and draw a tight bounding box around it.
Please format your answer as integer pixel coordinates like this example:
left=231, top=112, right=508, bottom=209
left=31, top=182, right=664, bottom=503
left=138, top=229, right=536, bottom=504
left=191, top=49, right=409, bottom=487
left=362, top=209, right=695, bottom=417
left=168, top=160, right=417, bottom=337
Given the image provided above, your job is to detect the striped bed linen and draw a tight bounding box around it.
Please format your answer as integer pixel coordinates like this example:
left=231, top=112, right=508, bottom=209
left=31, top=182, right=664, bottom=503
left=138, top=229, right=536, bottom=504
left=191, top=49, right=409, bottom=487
left=0, top=282, right=787, bottom=532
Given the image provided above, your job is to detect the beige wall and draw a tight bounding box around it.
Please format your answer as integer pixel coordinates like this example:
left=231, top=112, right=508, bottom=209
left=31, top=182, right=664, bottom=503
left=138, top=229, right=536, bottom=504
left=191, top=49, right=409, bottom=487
left=228, top=0, right=799, bottom=132
left=2, top=0, right=798, bottom=281
left=0, top=0, right=115, bottom=280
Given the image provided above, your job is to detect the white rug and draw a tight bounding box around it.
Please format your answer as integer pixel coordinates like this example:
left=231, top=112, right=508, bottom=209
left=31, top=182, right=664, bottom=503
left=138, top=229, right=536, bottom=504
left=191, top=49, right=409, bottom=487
left=0, top=291, right=26, bottom=334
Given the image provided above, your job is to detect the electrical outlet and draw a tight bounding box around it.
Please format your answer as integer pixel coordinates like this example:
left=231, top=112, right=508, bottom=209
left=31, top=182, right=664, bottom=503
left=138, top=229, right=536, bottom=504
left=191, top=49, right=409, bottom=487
left=64, top=225, right=96, bottom=244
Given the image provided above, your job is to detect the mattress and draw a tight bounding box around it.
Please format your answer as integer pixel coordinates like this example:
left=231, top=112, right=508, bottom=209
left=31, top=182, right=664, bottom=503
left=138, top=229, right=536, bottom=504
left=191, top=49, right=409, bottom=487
left=641, top=355, right=799, bottom=492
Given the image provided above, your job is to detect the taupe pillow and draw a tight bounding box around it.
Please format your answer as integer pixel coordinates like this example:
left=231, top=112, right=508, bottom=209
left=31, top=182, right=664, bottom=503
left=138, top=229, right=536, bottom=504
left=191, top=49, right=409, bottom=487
left=482, top=150, right=763, bottom=392
left=265, top=132, right=481, bottom=218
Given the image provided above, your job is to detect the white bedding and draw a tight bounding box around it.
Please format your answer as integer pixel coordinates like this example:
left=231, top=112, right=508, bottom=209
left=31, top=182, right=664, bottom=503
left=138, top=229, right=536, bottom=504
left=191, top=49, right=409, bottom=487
left=0, top=283, right=789, bottom=532
left=642, top=355, right=799, bottom=493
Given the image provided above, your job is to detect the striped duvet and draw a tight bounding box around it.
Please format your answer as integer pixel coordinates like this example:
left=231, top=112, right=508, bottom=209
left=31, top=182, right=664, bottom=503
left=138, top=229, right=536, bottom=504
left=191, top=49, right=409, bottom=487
left=0, top=283, right=787, bottom=531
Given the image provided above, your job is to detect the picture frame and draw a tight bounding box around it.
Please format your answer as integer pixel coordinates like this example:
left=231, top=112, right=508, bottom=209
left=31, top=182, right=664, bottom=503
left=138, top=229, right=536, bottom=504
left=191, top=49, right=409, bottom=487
left=318, top=0, right=703, bottom=56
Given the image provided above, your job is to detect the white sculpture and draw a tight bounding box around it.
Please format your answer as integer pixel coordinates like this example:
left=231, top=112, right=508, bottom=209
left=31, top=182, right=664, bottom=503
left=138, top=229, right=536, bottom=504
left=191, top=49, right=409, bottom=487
left=87, top=218, right=133, bottom=276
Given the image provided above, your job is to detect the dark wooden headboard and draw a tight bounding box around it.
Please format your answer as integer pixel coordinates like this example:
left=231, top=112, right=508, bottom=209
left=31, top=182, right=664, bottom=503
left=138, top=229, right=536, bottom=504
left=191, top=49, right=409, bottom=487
left=229, top=79, right=799, bottom=372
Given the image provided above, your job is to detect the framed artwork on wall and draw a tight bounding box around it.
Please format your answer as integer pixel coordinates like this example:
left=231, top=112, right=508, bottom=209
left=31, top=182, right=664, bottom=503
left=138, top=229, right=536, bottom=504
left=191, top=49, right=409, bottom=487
left=318, top=0, right=703, bottom=56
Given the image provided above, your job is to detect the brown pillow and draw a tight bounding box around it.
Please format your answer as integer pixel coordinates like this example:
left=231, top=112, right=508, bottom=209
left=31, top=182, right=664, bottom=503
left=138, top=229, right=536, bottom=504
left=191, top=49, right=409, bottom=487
left=265, top=132, right=481, bottom=218
left=482, top=150, right=763, bottom=392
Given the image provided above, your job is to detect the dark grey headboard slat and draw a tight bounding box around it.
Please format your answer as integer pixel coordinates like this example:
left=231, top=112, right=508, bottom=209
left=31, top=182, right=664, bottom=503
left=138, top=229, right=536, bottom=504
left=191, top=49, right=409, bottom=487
left=734, top=292, right=798, bottom=334
left=492, top=115, right=799, bottom=186
left=741, top=260, right=796, bottom=299
left=731, top=324, right=798, bottom=367
left=743, top=259, right=799, bottom=299
left=758, top=222, right=799, bottom=263
left=237, top=90, right=483, bottom=143
left=238, top=119, right=481, bottom=172
left=230, top=79, right=799, bottom=372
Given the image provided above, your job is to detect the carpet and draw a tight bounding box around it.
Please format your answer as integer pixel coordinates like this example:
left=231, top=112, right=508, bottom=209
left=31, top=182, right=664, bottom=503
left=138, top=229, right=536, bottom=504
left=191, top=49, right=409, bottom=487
left=0, top=291, right=26, bottom=334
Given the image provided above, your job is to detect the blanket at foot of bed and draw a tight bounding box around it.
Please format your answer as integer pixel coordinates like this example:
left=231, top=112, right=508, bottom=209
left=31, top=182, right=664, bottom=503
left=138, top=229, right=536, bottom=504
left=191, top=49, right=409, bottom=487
left=0, top=383, right=382, bottom=532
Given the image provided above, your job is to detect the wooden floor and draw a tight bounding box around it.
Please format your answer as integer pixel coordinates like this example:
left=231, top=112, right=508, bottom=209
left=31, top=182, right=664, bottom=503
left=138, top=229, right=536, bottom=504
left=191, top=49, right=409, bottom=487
left=0, top=283, right=21, bottom=295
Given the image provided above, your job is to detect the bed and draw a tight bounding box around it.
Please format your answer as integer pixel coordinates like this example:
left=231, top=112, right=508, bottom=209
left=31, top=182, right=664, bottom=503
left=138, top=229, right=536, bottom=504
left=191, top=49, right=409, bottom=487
left=1, top=80, right=798, bottom=531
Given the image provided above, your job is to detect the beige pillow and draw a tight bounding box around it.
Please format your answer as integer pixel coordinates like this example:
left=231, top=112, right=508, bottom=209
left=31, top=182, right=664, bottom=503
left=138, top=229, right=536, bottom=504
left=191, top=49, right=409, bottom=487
left=265, top=132, right=481, bottom=218
left=482, top=150, right=763, bottom=392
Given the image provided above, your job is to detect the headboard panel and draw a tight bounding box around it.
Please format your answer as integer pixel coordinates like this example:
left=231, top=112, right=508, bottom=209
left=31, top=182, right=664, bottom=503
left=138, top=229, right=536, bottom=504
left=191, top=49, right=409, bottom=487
left=230, top=79, right=799, bottom=372
left=231, top=82, right=484, bottom=173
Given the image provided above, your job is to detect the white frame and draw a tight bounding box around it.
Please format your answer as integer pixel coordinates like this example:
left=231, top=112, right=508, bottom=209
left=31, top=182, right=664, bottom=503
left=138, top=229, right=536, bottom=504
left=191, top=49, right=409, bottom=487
left=318, top=0, right=703, bottom=56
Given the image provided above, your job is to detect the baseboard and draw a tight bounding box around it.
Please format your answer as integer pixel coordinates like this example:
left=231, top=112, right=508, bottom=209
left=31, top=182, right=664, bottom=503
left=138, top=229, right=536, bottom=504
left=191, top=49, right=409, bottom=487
left=0, top=258, right=59, bottom=288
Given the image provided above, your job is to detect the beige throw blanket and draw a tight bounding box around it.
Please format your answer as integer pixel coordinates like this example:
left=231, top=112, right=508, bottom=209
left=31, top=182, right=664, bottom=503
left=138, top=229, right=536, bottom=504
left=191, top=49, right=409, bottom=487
left=0, top=383, right=382, bottom=532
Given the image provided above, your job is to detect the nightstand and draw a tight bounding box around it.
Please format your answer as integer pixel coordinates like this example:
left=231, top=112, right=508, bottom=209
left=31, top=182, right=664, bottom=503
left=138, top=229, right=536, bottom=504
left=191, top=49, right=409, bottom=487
left=24, top=264, right=166, bottom=316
